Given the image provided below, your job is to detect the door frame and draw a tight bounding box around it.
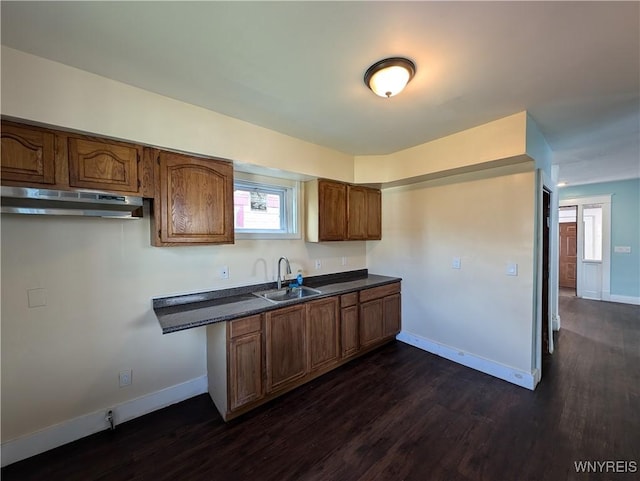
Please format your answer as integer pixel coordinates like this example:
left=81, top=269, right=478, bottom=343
left=533, top=169, right=557, bottom=383
left=559, top=195, right=612, bottom=301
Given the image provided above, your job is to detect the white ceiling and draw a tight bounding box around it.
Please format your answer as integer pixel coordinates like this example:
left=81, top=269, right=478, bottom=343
left=1, top=1, right=639, bottom=186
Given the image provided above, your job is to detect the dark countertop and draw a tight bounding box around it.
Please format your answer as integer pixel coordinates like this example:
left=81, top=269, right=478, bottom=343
left=153, top=269, right=401, bottom=334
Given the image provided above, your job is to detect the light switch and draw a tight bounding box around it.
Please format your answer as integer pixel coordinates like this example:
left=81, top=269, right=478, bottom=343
left=506, top=263, right=518, bottom=276
left=27, top=288, right=47, bottom=308
left=614, top=246, right=631, bottom=253
left=452, top=257, right=461, bottom=269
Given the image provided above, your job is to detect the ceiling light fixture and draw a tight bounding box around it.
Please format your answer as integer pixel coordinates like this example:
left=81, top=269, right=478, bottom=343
left=364, top=57, right=416, bottom=98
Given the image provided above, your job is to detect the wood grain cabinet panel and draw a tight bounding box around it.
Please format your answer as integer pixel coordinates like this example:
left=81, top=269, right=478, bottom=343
left=154, top=151, right=234, bottom=245
left=306, top=297, right=340, bottom=372
left=341, top=304, right=359, bottom=358
left=347, top=185, right=367, bottom=240
left=359, top=298, right=384, bottom=348
left=318, top=180, right=347, bottom=241
left=365, top=188, right=382, bottom=240
left=265, top=305, right=307, bottom=393
left=359, top=282, right=401, bottom=348
left=228, top=331, right=263, bottom=411
left=68, top=137, right=140, bottom=193
left=383, top=293, right=401, bottom=338
left=1, top=122, right=55, bottom=185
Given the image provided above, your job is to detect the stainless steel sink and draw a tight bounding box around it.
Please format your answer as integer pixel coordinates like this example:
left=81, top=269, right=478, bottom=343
left=253, top=286, right=322, bottom=304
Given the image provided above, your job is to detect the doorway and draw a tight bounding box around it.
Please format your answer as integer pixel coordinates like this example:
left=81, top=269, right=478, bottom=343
left=559, top=195, right=612, bottom=301
left=542, top=189, right=551, bottom=356
left=559, top=206, right=577, bottom=296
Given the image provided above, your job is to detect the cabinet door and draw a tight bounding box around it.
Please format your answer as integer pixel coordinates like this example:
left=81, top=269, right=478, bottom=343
left=347, top=185, right=367, bottom=240
left=228, top=332, right=263, bottom=411
left=265, top=305, right=307, bottom=393
left=383, top=293, right=401, bottom=338
left=156, top=151, right=234, bottom=245
left=365, top=188, right=382, bottom=240
left=359, top=298, right=384, bottom=348
left=68, top=138, right=140, bottom=193
left=1, top=122, right=55, bottom=185
left=318, top=180, right=347, bottom=241
left=341, top=305, right=359, bottom=358
left=307, top=297, right=340, bottom=372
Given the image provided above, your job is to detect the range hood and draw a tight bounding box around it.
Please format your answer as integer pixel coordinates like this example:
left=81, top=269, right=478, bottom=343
left=1, top=186, right=144, bottom=219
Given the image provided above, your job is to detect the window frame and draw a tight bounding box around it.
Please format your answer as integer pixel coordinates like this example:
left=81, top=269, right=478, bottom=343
left=233, top=172, right=301, bottom=240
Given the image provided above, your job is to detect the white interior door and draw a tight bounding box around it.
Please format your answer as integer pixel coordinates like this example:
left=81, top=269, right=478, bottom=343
left=560, top=195, right=611, bottom=301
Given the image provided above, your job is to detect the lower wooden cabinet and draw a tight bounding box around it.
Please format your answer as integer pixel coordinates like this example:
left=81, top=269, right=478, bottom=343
left=360, top=282, right=401, bottom=347
left=265, top=304, right=307, bottom=393
left=227, top=315, right=263, bottom=412
left=383, top=293, right=401, bottom=338
left=340, top=292, right=359, bottom=358
left=306, top=297, right=340, bottom=372
left=360, top=298, right=385, bottom=348
left=209, top=282, right=401, bottom=421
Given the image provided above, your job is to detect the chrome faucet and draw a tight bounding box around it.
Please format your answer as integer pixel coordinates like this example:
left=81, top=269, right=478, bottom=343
left=277, top=256, right=292, bottom=289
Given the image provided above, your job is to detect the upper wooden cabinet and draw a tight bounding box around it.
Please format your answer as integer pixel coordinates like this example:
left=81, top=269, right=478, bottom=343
left=347, top=185, right=367, bottom=240
left=1, top=120, right=154, bottom=196
left=1, top=122, right=56, bottom=185
left=152, top=150, right=234, bottom=246
left=306, top=178, right=382, bottom=242
left=365, top=188, right=382, bottom=240
left=68, top=137, right=141, bottom=194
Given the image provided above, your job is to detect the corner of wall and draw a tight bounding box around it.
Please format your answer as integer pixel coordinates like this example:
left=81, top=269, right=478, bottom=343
left=526, top=113, right=553, bottom=176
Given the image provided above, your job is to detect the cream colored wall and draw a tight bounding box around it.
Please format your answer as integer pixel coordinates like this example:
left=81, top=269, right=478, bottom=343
left=0, top=211, right=366, bottom=441
left=354, top=112, right=528, bottom=184
left=0, top=47, right=354, bottom=182
left=367, top=168, right=536, bottom=372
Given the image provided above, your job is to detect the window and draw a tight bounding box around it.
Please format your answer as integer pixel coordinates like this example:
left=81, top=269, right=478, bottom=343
left=583, top=205, right=603, bottom=261
left=233, top=173, right=300, bottom=239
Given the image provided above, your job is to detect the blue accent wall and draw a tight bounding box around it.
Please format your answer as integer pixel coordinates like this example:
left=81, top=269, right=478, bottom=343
left=560, top=178, right=640, bottom=298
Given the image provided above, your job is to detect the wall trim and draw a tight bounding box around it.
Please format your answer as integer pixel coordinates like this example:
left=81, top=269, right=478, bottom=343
left=1, top=375, right=208, bottom=468
left=609, top=294, right=640, bottom=306
left=396, top=331, right=539, bottom=390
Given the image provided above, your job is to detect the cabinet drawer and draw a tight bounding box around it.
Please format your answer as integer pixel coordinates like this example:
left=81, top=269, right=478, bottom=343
left=340, top=292, right=358, bottom=308
left=228, top=315, right=262, bottom=339
left=359, top=282, right=400, bottom=303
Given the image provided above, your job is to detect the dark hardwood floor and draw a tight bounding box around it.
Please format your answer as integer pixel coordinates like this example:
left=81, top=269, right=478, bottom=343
left=3, top=296, right=639, bottom=481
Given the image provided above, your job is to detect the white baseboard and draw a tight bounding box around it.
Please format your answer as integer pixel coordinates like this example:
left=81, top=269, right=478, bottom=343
left=1, top=375, right=208, bottom=468
left=396, top=331, right=539, bottom=390
left=609, top=294, right=640, bottom=306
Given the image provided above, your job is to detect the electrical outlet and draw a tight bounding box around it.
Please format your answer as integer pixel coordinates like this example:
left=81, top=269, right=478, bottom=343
left=341, top=256, right=348, bottom=266
left=27, top=288, right=47, bottom=308
left=119, top=369, right=132, bottom=388
left=315, top=259, right=321, bottom=270
left=220, top=266, right=229, bottom=279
